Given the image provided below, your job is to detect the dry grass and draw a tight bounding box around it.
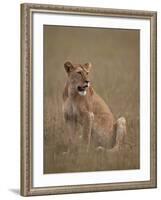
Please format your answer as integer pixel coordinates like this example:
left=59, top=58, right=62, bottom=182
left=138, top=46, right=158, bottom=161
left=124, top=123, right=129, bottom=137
left=43, top=25, right=140, bottom=174
left=44, top=89, right=140, bottom=173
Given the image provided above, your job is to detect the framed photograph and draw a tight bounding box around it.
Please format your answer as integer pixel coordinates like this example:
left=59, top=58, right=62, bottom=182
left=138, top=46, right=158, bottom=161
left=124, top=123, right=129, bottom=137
left=21, top=3, right=157, bottom=196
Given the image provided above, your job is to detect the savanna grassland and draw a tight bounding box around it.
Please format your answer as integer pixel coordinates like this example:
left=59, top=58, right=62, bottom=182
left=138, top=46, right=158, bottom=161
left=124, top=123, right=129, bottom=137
left=44, top=25, right=140, bottom=173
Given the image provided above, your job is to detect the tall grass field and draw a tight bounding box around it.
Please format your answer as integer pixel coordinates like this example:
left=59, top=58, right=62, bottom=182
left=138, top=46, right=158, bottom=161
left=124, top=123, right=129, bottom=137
left=44, top=25, right=140, bottom=173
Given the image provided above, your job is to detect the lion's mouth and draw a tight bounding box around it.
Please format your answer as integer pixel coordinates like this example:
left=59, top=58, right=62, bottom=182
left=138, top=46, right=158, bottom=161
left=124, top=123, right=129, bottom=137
left=77, top=85, right=88, bottom=96
left=77, top=86, right=87, bottom=92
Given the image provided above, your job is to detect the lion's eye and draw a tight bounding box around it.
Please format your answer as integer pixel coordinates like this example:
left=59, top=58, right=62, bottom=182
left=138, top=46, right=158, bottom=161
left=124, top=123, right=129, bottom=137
left=77, top=71, right=81, bottom=75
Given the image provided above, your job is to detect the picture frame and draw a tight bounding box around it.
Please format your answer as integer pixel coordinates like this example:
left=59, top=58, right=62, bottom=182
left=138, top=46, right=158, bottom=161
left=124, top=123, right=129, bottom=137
left=21, top=3, right=157, bottom=196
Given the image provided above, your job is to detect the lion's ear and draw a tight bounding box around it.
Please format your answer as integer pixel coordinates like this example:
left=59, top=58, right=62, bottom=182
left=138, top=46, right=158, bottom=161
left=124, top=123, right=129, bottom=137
left=64, top=61, right=75, bottom=73
left=83, top=62, right=92, bottom=73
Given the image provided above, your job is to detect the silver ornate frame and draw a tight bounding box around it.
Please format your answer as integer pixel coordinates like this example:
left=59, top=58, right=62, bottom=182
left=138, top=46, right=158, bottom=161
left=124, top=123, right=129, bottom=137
left=21, top=3, right=157, bottom=196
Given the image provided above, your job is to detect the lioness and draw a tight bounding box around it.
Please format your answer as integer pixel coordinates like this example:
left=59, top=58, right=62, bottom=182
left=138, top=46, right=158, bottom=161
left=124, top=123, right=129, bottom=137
left=63, top=61, right=126, bottom=152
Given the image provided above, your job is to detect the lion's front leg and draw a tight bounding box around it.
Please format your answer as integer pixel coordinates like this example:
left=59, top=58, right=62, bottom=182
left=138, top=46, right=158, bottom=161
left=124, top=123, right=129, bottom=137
left=81, top=112, right=94, bottom=152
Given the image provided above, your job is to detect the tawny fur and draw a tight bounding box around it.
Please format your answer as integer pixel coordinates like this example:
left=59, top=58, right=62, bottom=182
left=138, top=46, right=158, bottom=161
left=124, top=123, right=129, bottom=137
left=62, top=61, right=126, bottom=151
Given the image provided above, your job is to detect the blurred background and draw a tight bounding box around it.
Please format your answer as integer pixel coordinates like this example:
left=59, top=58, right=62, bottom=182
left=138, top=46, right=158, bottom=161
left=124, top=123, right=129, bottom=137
left=44, top=25, right=140, bottom=173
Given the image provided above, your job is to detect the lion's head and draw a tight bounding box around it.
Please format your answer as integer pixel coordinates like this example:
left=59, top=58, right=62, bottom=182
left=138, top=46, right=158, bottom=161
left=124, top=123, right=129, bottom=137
left=64, top=61, right=92, bottom=96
